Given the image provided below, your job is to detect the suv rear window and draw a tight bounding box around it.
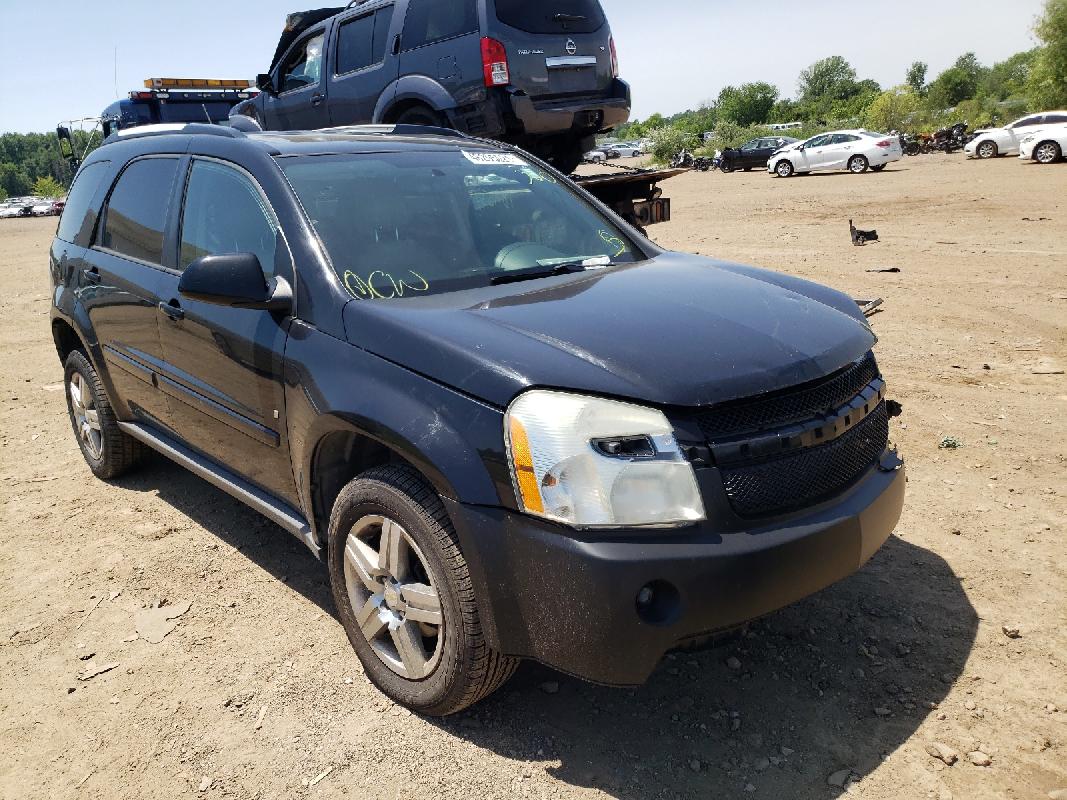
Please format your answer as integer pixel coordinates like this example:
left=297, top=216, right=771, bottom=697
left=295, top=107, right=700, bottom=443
left=494, top=0, right=606, bottom=33
left=281, top=149, right=639, bottom=299
left=99, top=158, right=180, bottom=264
left=57, top=161, right=109, bottom=244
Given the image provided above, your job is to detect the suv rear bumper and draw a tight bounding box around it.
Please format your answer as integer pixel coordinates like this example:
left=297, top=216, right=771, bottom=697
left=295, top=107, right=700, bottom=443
left=446, top=455, right=904, bottom=686
left=505, top=79, right=631, bottom=136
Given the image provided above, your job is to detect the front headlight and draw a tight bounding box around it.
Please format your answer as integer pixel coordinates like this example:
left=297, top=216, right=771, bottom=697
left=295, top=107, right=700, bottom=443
left=505, top=391, right=705, bottom=528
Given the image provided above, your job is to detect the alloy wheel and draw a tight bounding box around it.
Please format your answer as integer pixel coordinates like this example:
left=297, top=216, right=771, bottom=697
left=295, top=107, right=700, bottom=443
left=978, top=141, right=996, bottom=159
left=69, top=372, right=102, bottom=459
left=1035, top=142, right=1060, bottom=164
left=343, top=515, right=444, bottom=680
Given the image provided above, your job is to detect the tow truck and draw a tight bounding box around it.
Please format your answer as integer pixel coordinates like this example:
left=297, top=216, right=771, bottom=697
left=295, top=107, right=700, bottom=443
left=56, top=78, right=258, bottom=167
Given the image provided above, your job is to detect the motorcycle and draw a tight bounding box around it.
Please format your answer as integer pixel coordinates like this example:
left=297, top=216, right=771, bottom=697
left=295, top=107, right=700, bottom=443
left=670, top=149, right=712, bottom=171
left=929, top=122, right=968, bottom=153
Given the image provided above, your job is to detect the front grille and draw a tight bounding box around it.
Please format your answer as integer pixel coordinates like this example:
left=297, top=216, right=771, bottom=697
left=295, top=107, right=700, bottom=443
left=697, top=353, right=880, bottom=440
left=720, top=401, right=889, bottom=518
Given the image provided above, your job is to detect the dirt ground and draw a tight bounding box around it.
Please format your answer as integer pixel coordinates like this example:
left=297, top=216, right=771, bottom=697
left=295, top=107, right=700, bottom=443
left=1, top=153, right=1065, bottom=800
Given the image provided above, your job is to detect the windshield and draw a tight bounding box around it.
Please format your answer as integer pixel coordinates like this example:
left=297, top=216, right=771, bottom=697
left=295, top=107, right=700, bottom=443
left=157, top=101, right=236, bottom=124
left=280, top=150, right=641, bottom=300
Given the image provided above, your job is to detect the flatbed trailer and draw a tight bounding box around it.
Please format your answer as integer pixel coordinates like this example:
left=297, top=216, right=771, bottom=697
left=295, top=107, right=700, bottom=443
left=573, top=166, right=685, bottom=231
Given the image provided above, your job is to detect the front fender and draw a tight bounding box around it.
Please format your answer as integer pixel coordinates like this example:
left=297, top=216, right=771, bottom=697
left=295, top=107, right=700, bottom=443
left=284, top=319, right=512, bottom=518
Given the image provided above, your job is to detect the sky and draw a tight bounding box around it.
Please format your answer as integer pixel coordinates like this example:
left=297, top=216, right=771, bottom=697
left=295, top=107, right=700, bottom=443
left=0, top=0, right=1046, bottom=134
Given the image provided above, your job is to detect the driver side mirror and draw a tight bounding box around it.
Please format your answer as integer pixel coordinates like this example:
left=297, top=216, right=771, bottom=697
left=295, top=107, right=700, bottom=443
left=179, top=253, right=292, bottom=313
left=256, top=73, right=277, bottom=96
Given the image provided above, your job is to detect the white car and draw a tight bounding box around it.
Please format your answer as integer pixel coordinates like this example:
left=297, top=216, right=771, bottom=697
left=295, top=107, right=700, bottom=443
left=1019, top=123, right=1067, bottom=164
left=768, top=130, right=903, bottom=177
left=31, top=198, right=55, bottom=216
left=965, top=111, right=1067, bottom=159
left=583, top=149, right=607, bottom=163
left=606, top=143, right=643, bottom=158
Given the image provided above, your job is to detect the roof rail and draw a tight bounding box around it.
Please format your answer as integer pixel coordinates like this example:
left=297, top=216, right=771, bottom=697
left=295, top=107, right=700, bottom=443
left=317, top=123, right=468, bottom=139
left=103, top=123, right=246, bottom=145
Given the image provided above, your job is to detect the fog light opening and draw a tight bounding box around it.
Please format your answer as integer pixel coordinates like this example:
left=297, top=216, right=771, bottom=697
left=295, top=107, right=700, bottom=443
left=635, top=580, right=681, bottom=626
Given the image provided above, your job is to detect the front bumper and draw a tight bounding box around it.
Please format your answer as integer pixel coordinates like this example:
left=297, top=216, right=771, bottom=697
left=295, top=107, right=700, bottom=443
left=447, top=454, right=905, bottom=686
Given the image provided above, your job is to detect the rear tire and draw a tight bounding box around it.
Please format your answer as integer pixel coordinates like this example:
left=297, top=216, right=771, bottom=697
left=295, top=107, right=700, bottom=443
left=870, top=164, right=886, bottom=172
left=63, top=350, right=146, bottom=480
left=774, top=159, right=794, bottom=178
left=848, top=155, right=869, bottom=174
left=550, top=142, right=585, bottom=175
left=976, top=140, right=998, bottom=159
left=1034, top=141, right=1062, bottom=164
left=328, top=465, right=518, bottom=716
left=395, top=106, right=445, bottom=128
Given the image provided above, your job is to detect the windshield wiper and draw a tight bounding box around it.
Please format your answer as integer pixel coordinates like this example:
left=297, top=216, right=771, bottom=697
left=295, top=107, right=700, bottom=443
left=490, top=259, right=614, bottom=286
left=553, top=12, right=587, bottom=22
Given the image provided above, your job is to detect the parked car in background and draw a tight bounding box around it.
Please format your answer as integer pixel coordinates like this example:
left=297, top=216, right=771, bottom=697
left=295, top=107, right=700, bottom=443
left=32, top=198, right=58, bottom=216
left=769, top=131, right=903, bottom=177
left=718, top=136, right=799, bottom=172
left=604, top=142, right=643, bottom=157
left=583, top=149, right=608, bottom=163
left=1019, top=123, right=1067, bottom=164
left=51, top=122, right=904, bottom=715
left=0, top=198, right=35, bottom=218
left=232, top=0, right=631, bottom=174
left=965, top=112, right=1067, bottom=159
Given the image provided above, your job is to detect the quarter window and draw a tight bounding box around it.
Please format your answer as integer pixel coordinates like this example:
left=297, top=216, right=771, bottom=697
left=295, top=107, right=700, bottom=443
left=1044, top=113, right=1067, bottom=124
left=402, top=0, right=477, bottom=50
left=57, top=161, right=109, bottom=244
left=100, top=158, right=180, bottom=264
left=179, top=160, right=278, bottom=275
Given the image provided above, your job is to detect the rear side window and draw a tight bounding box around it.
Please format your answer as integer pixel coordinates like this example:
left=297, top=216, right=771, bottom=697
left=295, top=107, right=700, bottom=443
left=1045, top=113, right=1067, bottom=124
left=100, top=158, right=180, bottom=264
left=179, top=160, right=278, bottom=275
left=494, top=0, right=606, bottom=34
left=57, top=161, right=109, bottom=243
left=337, top=6, right=395, bottom=74
left=402, top=0, right=477, bottom=50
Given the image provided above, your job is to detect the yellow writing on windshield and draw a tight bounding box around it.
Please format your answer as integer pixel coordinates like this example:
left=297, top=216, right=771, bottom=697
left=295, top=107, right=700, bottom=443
left=344, top=270, right=430, bottom=300
left=598, top=230, right=628, bottom=258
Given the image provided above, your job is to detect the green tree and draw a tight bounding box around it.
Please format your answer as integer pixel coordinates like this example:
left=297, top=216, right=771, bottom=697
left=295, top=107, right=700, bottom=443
left=906, top=61, right=928, bottom=95
left=798, top=56, right=858, bottom=103
left=927, top=53, right=990, bottom=109
left=33, top=175, right=65, bottom=197
left=1028, top=0, right=1067, bottom=108
left=716, top=82, right=779, bottom=126
left=981, top=49, right=1039, bottom=100
left=865, top=86, right=921, bottom=131
left=0, top=162, right=32, bottom=197
left=0, top=186, right=7, bottom=202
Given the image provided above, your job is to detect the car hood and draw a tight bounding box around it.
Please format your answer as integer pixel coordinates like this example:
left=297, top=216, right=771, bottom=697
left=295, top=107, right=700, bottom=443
left=341, top=253, right=877, bottom=409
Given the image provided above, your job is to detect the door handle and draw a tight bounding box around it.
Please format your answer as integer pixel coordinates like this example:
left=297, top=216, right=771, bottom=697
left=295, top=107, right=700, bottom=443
left=311, top=93, right=325, bottom=106
left=159, top=301, right=185, bottom=322
left=83, top=267, right=101, bottom=285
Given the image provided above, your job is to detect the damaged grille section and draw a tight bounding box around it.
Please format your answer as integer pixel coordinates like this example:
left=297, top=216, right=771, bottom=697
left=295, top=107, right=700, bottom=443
left=721, top=402, right=890, bottom=518
left=696, top=352, right=881, bottom=439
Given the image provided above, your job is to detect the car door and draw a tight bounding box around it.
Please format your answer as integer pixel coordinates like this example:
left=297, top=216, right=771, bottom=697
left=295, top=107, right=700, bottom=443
left=85, top=156, right=182, bottom=424
left=328, top=3, right=399, bottom=125
left=799, top=134, right=833, bottom=171
left=262, top=26, right=334, bottom=130
left=1006, top=115, right=1045, bottom=148
left=154, top=157, right=298, bottom=504
left=827, top=133, right=861, bottom=169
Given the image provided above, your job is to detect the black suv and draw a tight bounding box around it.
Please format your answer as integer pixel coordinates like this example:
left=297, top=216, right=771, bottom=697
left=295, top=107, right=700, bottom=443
left=50, top=123, right=905, bottom=715
left=232, top=0, right=630, bottom=173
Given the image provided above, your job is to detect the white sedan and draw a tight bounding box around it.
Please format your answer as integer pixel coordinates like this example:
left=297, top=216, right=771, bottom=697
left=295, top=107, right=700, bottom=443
left=605, top=143, right=643, bottom=158
left=768, top=130, right=902, bottom=177
left=965, top=111, right=1067, bottom=158
left=1019, top=123, right=1067, bottom=164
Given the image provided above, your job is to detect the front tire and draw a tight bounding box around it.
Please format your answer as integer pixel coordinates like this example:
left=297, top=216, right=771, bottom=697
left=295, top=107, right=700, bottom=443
left=976, top=140, right=998, bottom=159
left=63, top=350, right=145, bottom=480
left=848, top=155, right=869, bottom=174
left=328, top=465, right=518, bottom=716
left=870, top=164, right=886, bottom=172
left=1034, top=141, right=1062, bottom=164
left=774, top=159, right=794, bottom=178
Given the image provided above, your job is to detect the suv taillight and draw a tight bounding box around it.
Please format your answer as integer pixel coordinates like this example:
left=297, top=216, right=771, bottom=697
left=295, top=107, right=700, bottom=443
left=481, top=37, right=510, bottom=87
left=609, top=37, right=618, bottom=78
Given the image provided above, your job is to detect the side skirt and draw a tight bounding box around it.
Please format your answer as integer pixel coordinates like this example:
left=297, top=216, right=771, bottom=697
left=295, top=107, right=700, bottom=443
left=118, top=421, right=320, bottom=559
